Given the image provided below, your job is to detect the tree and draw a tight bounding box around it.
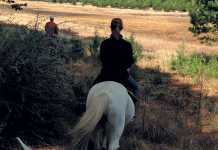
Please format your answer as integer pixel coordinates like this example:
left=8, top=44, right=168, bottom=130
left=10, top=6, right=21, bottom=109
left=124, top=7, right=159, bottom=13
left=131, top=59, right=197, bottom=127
left=190, top=0, right=218, bottom=37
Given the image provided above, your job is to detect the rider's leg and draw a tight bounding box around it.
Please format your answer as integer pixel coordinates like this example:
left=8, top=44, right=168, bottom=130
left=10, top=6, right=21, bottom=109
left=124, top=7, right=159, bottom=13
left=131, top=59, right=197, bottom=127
left=126, top=75, right=139, bottom=97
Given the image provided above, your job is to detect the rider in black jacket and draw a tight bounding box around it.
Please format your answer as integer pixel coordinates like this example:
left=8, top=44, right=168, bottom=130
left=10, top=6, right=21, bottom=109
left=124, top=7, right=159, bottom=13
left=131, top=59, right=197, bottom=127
left=93, top=18, right=139, bottom=97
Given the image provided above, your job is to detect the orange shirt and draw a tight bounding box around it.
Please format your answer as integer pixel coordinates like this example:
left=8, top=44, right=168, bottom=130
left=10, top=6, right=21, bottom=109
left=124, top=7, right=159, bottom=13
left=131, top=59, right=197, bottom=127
left=45, top=21, right=58, bottom=36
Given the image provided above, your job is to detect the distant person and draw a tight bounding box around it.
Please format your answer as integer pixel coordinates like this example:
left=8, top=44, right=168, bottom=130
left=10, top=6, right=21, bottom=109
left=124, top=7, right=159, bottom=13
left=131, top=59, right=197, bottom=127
left=93, top=18, right=139, bottom=100
left=45, top=16, right=58, bottom=37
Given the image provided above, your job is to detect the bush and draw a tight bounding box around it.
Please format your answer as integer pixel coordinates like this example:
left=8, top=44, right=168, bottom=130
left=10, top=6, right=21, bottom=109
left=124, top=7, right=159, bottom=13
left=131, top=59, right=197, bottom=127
left=171, top=50, right=218, bottom=79
left=126, top=35, right=143, bottom=62
left=190, top=0, right=218, bottom=38
left=89, top=32, right=104, bottom=57
left=0, top=25, right=79, bottom=149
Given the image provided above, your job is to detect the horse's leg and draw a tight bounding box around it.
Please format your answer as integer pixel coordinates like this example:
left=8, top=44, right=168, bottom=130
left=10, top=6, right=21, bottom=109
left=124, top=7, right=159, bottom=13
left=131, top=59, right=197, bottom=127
left=106, top=110, right=125, bottom=150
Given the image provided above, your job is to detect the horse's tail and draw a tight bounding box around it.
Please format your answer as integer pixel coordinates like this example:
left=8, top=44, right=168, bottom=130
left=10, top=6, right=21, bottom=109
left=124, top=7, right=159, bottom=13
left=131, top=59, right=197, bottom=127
left=72, top=94, right=108, bottom=148
left=16, top=137, right=32, bottom=150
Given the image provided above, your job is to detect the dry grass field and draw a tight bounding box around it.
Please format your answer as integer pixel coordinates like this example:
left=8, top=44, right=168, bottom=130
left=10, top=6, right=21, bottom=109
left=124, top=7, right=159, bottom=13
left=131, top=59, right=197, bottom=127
left=1, top=1, right=218, bottom=70
left=1, top=0, right=218, bottom=64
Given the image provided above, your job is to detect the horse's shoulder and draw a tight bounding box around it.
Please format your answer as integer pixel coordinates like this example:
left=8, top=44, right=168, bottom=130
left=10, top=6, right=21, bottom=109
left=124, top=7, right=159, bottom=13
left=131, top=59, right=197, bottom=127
left=88, top=81, right=128, bottom=103
left=92, top=81, right=125, bottom=91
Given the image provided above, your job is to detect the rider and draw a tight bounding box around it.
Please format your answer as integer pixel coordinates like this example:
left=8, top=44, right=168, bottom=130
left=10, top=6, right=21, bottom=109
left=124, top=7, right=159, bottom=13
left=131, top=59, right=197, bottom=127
left=45, top=16, right=59, bottom=37
left=93, top=18, right=139, bottom=99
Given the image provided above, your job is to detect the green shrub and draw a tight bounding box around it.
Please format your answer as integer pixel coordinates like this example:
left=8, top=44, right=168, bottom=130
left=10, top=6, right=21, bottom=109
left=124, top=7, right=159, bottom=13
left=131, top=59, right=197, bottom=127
left=0, top=24, right=80, bottom=149
left=89, top=32, right=104, bottom=57
left=171, top=50, right=218, bottom=79
left=190, top=0, right=218, bottom=36
left=125, top=35, right=143, bottom=62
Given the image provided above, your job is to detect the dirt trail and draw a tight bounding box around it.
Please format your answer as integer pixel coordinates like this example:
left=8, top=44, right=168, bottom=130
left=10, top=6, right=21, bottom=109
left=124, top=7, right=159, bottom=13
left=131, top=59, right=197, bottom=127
left=0, top=1, right=217, bottom=62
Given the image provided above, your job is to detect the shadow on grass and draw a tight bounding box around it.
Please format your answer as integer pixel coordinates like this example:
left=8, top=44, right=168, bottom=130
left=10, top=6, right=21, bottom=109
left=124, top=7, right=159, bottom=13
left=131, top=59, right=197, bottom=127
left=122, top=65, right=218, bottom=149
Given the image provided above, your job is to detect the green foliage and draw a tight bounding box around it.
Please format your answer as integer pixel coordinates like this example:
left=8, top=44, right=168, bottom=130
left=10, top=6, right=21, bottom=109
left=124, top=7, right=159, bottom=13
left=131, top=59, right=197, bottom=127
left=126, top=35, right=143, bottom=62
left=0, top=24, right=81, bottom=149
left=190, top=0, right=218, bottom=35
left=89, top=32, right=104, bottom=57
left=32, top=0, right=197, bottom=11
left=171, top=50, right=218, bottom=79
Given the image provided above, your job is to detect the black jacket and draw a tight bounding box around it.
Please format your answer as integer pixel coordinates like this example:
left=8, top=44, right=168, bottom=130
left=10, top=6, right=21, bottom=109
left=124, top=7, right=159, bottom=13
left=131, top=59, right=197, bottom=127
left=94, top=35, right=134, bottom=85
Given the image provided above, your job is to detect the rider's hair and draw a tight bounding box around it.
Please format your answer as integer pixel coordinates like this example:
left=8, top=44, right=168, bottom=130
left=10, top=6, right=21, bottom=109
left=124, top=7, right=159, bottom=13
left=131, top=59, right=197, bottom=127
left=111, top=18, right=123, bottom=31
left=50, top=16, right=54, bottom=21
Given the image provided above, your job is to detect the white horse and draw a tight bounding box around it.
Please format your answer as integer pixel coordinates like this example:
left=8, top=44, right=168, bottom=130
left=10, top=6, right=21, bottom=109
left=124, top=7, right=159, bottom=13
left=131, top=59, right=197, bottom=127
left=68, top=81, right=135, bottom=150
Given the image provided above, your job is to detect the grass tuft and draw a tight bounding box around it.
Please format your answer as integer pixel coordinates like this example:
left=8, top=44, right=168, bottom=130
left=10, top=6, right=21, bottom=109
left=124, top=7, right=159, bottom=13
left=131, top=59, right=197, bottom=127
left=171, top=50, right=218, bottom=79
